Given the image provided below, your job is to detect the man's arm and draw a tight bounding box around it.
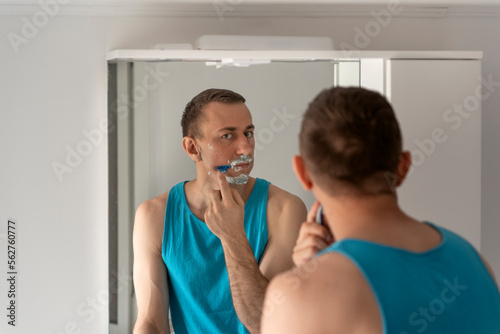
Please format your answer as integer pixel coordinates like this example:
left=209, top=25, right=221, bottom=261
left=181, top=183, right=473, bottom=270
left=132, top=198, right=170, bottom=334
left=234, top=187, right=306, bottom=332
left=219, top=232, right=269, bottom=333
left=259, top=185, right=308, bottom=278
left=205, top=174, right=306, bottom=333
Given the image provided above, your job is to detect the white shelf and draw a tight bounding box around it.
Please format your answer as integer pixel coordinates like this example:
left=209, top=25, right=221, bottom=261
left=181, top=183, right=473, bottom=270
left=107, top=49, right=482, bottom=62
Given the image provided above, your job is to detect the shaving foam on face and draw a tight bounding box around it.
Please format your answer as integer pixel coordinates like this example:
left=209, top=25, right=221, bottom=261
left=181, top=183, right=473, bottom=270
left=214, top=165, right=249, bottom=184
left=226, top=174, right=249, bottom=185
left=215, top=155, right=253, bottom=185
left=230, top=154, right=253, bottom=168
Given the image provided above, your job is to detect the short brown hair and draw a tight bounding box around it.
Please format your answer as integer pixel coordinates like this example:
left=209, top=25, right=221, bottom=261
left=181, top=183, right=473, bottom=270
left=299, top=87, right=402, bottom=194
left=181, top=88, right=246, bottom=139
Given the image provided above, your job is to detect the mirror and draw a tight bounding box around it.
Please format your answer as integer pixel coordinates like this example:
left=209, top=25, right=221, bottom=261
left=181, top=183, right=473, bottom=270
left=136, top=60, right=359, bottom=207
left=107, top=56, right=360, bottom=333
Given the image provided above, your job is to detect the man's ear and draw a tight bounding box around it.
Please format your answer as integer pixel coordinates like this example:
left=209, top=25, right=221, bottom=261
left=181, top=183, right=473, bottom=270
left=182, top=136, right=201, bottom=162
left=396, top=151, right=412, bottom=187
left=292, top=155, right=313, bottom=191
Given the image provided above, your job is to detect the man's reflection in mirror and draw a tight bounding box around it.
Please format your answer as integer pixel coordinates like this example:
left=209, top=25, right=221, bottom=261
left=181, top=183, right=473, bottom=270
left=132, top=88, right=306, bottom=334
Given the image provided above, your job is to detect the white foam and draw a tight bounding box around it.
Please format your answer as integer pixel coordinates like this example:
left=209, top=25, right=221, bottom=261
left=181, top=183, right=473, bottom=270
left=226, top=174, right=249, bottom=185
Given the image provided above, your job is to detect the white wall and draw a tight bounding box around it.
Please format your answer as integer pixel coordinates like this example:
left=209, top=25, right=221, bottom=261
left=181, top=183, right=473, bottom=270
left=1, top=4, right=499, bottom=333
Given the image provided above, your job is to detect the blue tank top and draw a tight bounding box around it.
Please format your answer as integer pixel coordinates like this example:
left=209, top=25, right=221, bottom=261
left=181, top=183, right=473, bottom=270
left=162, top=178, right=270, bottom=334
left=317, top=222, right=500, bottom=334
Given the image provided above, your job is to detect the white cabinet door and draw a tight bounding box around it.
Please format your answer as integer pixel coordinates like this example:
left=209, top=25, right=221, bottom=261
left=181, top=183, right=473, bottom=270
left=386, top=59, right=481, bottom=249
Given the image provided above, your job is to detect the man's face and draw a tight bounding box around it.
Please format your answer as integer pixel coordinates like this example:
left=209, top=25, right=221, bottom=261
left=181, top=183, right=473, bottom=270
left=197, top=101, right=255, bottom=183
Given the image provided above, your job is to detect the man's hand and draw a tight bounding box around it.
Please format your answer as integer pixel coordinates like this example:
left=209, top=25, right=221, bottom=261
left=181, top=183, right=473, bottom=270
left=204, top=171, right=246, bottom=240
left=292, top=201, right=334, bottom=267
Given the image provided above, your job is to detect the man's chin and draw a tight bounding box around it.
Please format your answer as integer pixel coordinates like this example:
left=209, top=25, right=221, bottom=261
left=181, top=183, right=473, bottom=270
left=226, top=174, right=250, bottom=185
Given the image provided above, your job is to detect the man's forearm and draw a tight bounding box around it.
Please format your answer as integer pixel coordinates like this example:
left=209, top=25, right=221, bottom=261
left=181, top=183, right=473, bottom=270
left=222, top=236, right=269, bottom=333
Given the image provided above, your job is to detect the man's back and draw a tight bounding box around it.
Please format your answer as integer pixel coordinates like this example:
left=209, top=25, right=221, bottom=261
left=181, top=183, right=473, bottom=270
left=264, top=221, right=500, bottom=333
left=262, top=87, right=500, bottom=333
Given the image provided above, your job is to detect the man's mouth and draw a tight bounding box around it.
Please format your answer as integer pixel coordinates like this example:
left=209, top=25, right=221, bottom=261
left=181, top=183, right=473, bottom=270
left=233, top=163, right=250, bottom=172
left=216, top=155, right=253, bottom=174
left=230, top=155, right=253, bottom=168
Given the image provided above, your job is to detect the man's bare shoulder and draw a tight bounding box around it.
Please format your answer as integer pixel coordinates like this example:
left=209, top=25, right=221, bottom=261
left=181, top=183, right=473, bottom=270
left=273, top=252, right=359, bottom=296
left=265, top=184, right=307, bottom=244
left=134, top=191, right=170, bottom=252
left=267, top=184, right=306, bottom=215
left=136, top=192, right=170, bottom=222
left=265, top=253, right=381, bottom=333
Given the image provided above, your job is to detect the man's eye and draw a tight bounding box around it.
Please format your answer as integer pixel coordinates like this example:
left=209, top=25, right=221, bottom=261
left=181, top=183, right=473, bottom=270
left=245, top=131, right=254, bottom=138
left=222, top=133, right=232, bottom=139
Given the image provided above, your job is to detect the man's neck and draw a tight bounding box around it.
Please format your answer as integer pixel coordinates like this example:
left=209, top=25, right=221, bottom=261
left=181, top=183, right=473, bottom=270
left=321, top=193, right=413, bottom=241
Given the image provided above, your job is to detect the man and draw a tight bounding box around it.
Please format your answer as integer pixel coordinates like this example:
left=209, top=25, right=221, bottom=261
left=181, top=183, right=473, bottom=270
left=261, top=87, right=500, bottom=333
left=133, top=88, right=306, bottom=334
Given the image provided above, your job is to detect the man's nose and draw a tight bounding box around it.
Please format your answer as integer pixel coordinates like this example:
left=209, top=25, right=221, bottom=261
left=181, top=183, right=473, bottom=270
left=235, top=135, right=253, bottom=156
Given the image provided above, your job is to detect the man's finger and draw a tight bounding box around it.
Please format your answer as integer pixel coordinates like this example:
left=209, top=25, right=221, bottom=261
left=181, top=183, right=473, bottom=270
left=305, top=202, right=334, bottom=242
left=298, top=222, right=331, bottom=244
left=217, top=171, right=233, bottom=200
left=307, top=201, right=322, bottom=223
left=292, top=247, right=321, bottom=267
left=295, top=227, right=329, bottom=250
left=209, top=189, right=222, bottom=206
left=230, top=187, right=245, bottom=207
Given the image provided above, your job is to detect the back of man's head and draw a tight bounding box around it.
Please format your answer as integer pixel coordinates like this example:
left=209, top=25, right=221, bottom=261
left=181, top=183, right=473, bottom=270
left=299, top=87, right=402, bottom=195
left=181, top=88, right=246, bottom=139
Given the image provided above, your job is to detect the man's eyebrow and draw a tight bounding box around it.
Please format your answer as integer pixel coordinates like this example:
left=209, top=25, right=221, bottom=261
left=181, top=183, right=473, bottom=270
left=217, top=126, right=237, bottom=132
left=217, top=124, right=255, bottom=132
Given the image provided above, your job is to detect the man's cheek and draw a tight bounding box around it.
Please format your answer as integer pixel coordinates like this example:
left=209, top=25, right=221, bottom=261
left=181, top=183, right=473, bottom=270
left=205, top=148, right=230, bottom=170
